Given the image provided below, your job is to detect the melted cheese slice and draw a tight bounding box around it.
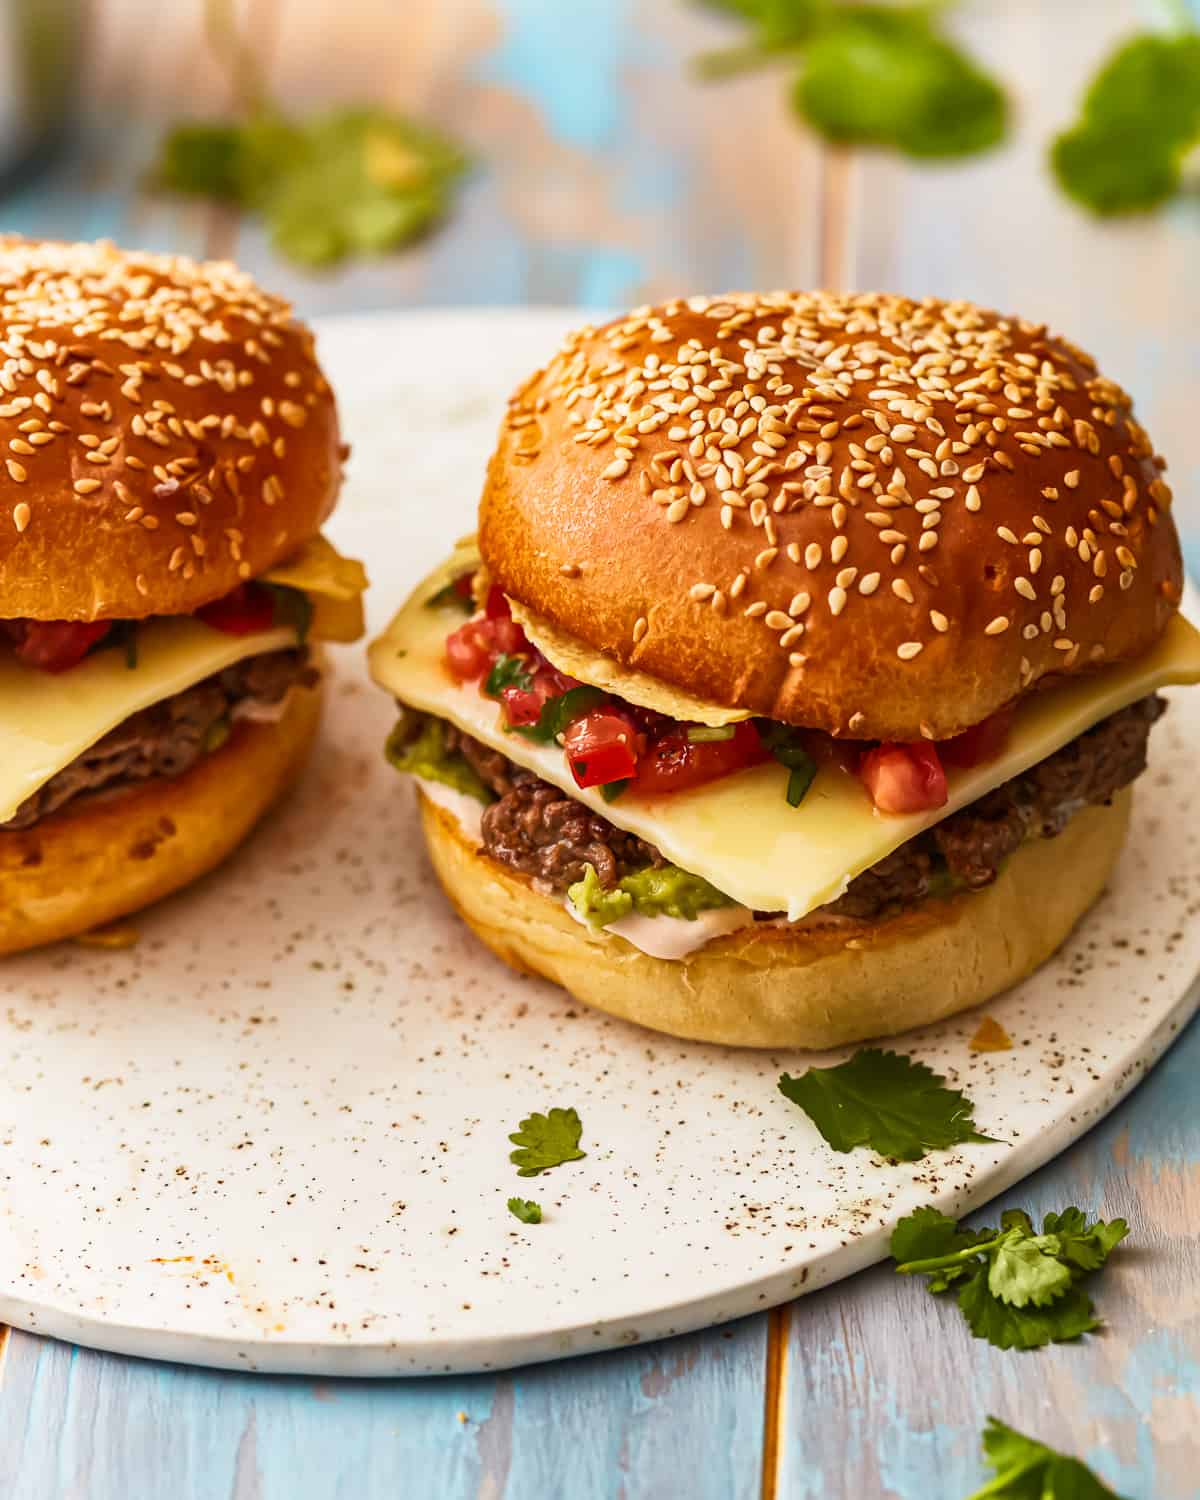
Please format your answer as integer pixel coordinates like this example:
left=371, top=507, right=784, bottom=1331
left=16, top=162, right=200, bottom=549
left=262, top=534, right=368, bottom=643
left=0, top=532, right=368, bottom=825
left=0, top=618, right=297, bottom=824
left=369, top=551, right=1200, bottom=920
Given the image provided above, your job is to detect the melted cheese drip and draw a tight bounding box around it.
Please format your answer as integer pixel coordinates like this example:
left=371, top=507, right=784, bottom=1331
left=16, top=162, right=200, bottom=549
left=369, top=551, right=1200, bottom=922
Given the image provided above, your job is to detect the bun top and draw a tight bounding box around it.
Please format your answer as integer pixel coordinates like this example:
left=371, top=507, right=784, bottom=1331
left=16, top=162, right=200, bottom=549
left=0, top=239, right=343, bottom=620
left=480, top=292, right=1183, bottom=741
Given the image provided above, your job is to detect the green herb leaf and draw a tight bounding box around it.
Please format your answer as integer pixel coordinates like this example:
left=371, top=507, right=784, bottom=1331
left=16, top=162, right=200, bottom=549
left=1051, top=34, right=1200, bottom=215
left=426, top=575, right=475, bottom=614
left=894, top=1204, right=1127, bottom=1349
left=263, top=582, right=313, bottom=645
left=484, top=653, right=533, bottom=697
left=506, top=1197, right=543, bottom=1225
left=508, top=1107, right=587, bottom=1177
left=958, top=1272, right=1100, bottom=1352
left=795, top=7, right=1008, bottom=159
left=600, top=778, right=630, bottom=803
left=779, top=1049, right=998, bottom=1161
left=757, top=722, right=818, bottom=808
left=156, top=107, right=467, bottom=268
left=512, top=684, right=606, bottom=744
left=961, top=1416, right=1128, bottom=1498
left=155, top=122, right=245, bottom=199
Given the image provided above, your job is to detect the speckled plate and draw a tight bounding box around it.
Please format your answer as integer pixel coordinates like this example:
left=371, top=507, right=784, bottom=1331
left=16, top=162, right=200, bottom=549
left=1, top=312, right=1197, bottom=1377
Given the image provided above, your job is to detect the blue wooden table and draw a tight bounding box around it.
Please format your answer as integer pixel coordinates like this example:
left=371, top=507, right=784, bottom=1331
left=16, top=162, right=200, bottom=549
left=1, top=2, right=1198, bottom=1495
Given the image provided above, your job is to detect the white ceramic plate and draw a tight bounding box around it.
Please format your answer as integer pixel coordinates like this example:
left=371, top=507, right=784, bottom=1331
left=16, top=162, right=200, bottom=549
left=0, top=311, right=1197, bottom=1376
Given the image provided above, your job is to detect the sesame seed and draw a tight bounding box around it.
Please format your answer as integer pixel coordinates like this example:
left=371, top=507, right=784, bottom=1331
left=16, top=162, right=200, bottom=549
left=1014, top=577, right=1036, bottom=601
left=858, top=572, right=881, bottom=596
left=929, top=610, right=948, bottom=632
left=12, top=501, right=29, bottom=532
left=891, top=579, right=914, bottom=604
left=5, top=459, right=25, bottom=482
left=984, top=615, right=1010, bottom=635
left=896, top=641, right=923, bottom=660
left=828, top=587, right=847, bottom=617
left=73, top=478, right=102, bottom=495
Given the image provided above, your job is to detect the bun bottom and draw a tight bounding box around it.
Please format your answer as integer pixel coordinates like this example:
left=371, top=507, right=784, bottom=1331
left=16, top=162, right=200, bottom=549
left=420, top=788, right=1132, bottom=1049
left=0, top=679, right=323, bottom=955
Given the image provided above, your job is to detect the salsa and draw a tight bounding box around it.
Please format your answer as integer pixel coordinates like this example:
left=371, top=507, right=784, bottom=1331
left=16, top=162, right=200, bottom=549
left=441, top=575, right=1012, bottom=814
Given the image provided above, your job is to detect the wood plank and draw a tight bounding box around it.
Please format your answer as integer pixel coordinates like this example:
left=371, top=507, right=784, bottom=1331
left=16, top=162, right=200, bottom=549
left=0, top=1315, right=767, bottom=1499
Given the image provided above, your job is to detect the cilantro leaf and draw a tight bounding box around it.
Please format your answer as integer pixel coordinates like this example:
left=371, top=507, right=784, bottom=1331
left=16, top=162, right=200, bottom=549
left=894, top=1204, right=1127, bottom=1350
left=426, top=575, right=475, bottom=614
left=156, top=107, right=467, bottom=268
left=958, top=1273, right=1100, bottom=1352
left=508, top=1107, right=587, bottom=1177
left=795, top=7, right=1008, bottom=159
left=511, top=684, right=606, bottom=744
left=779, top=1049, right=998, bottom=1161
left=962, top=1416, right=1129, bottom=1499
left=757, top=722, right=818, bottom=807
left=484, top=653, right=533, bottom=697
left=506, top=1197, right=543, bottom=1225
left=1051, top=34, right=1200, bottom=214
left=263, top=582, right=313, bottom=645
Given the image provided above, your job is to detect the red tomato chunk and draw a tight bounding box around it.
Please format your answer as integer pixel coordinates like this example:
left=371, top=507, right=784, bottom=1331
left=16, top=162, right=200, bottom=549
left=859, top=742, right=948, bottom=814
left=3, top=619, right=112, bottom=672
left=197, top=583, right=277, bottom=636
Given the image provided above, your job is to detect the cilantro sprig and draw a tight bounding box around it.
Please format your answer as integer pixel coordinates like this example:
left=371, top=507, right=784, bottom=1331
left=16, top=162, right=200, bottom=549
left=697, top=1, right=1008, bottom=160
left=962, top=1417, right=1128, bottom=1499
left=779, top=1048, right=997, bottom=1161
left=507, top=1197, right=543, bottom=1225
left=893, top=1204, right=1128, bottom=1350
left=508, top=1107, right=587, bottom=1177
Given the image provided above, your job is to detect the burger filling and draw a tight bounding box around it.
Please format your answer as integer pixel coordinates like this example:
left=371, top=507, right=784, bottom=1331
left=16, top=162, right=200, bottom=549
left=390, top=694, right=1164, bottom=927
left=3, top=649, right=316, bottom=831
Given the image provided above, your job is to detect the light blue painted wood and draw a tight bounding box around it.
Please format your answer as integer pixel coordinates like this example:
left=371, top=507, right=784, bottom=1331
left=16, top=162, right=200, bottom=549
left=0, top=1315, right=766, bottom=1500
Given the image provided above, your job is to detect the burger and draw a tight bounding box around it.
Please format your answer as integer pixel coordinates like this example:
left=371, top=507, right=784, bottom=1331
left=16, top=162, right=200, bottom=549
left=0, top=239, right=366, bottom=953
left=369, top=292, right=1199, bottom=1049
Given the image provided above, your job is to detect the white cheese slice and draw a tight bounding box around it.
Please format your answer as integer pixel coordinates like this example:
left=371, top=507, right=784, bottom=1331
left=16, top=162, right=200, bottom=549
left=368, top=553, right=1200, bottom=921
left=0, top=618, right=296, bottom=824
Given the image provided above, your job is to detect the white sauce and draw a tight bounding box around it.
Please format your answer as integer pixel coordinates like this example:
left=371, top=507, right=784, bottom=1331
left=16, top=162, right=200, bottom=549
left=414, top=776, right=486, bottom=843
left=564, top=891, right=753, bottom=961
left=232, top=687, right=296, bottom=725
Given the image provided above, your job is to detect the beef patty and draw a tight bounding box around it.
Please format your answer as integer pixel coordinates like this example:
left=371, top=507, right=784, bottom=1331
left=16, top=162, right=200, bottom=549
left=430, top=696, right=1165, bottom=920
left=4, top=648, right=316, bottom=831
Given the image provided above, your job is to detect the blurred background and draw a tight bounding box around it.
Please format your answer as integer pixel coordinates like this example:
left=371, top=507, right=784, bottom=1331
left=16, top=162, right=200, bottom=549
left=0, top=0, right=1195, bottom=549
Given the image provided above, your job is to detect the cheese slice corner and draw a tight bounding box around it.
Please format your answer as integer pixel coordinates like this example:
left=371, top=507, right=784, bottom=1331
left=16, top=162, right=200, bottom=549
left=370, top=551, right=1200, bottom=922
left=262, top=533, right=368, bottom=643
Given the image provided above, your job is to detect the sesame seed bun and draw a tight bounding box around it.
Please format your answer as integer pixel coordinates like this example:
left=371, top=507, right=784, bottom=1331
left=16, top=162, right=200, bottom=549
left=0, top=674, right=322, bottom=954
left=0, top=239, right=343, bottom=621
left=480, top=294, right=1183, bottom=741
left=420, top=787, right=1131, bottom=1050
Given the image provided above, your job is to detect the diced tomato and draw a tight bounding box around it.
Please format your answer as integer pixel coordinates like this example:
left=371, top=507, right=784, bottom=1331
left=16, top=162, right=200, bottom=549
left=499, top=667, right=555, bottom=727
left=445, top=619, right=493, bottom=681
left=197, top=583, right=276, bottom=636
left=5, top=619, right=112, bottom=672
left=939, top=707, right=1015, bottom=769
left=632, top=721, right=770, bottom=797
left=859, top=742, right=948, bottom=814
left=485, top=585, right=511, bottom=620
left=563, top=710, right=641, bottom=788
